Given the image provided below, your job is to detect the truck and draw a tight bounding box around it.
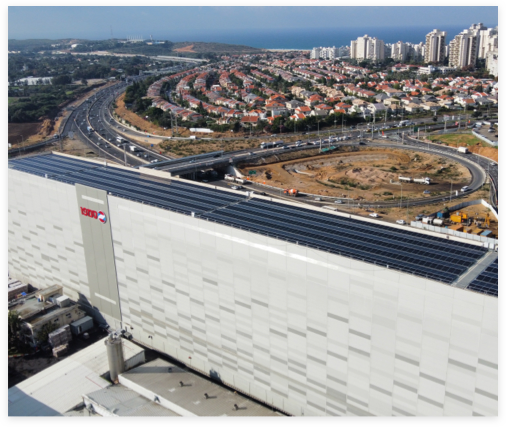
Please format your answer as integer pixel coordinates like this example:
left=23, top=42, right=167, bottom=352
left=413, top=177, right=431, bottom=185
left=116, top=136, right=125, bottom=144
left=129, top=145, right=141, bottom=152
left=433, top=218, right=444, bottom=226
left=260, top=141, right=275, bottom=149
left=398, top=176, right=412, bottom=183
left=398, top=120, right=409, bottom=127
left=224, top=174, right=236, bottom=182
left=283, top=189, right=299, bottom=197
left=457, top=146, right=469, bottom=154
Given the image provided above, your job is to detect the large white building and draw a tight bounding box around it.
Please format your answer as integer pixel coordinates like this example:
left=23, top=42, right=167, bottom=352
left=424, top=29, right=447, bottom=64
left=8, top=153, right=498, bottom=417
left=311, top=46, right=347, bottom=60
left=486, top=50, right=498, bottom=77
left=449, top=30, right=478, bottom=69
left=350, top=35, right=385, bottom=62
left=468, top=24, right=498, bottom=59
left=390, top=41, right=409, bottom=62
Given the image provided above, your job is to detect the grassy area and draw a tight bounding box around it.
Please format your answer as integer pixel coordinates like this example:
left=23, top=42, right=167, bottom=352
left=8, top=97, right=19, bottom=105
left=428, top=132, right=486, bottom=147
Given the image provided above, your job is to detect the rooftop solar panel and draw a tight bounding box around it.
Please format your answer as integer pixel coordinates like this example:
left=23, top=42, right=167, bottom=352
left=467, top=258, right=498, bottom=297
left=9, top=154, right=494, bottom=291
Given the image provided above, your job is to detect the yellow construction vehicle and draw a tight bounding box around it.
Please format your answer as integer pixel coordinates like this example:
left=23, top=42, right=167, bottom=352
left=484, top=213, right=490, bottom=228
left=450, top=212, right=469, bottom=223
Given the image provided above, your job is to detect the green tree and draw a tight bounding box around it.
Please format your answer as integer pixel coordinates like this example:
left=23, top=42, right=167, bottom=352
left=36, top=322, right=58, bottom=344
left=52, top=75, right=72, bottom=85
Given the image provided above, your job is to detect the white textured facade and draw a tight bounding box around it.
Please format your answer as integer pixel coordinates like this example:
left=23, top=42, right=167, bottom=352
left=351, top=35, right=385, bottom=62
left=469, top=24, right=498, bottom=59
left=486, top=50, right=498, bottom=77
left=449, top=30, right=477, bottom=69
left=424, top=29, right=447, bottom=64
left=8, top=163, right=499, bottom=417
left=391, top=42, right=409, bottom=62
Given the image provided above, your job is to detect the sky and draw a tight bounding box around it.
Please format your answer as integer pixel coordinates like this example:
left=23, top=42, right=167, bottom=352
left=8, top=5, right=498, bottom=42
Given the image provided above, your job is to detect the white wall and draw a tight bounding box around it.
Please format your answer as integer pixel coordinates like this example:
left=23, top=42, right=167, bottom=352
left=107, top=195, right=498, bottom=416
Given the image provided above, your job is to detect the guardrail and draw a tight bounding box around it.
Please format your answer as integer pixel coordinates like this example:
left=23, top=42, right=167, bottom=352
left=472, top=130, right=497, bottom=147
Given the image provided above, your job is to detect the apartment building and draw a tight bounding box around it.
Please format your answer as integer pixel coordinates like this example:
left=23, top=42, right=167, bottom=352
left=390, top=41, right=409, bottom=62
left=350, top=35, right=385, bottom=62
left=449, top=30, right=477, bottom=69
left=468, top=24, right=499, bottom=59
left=424, top=29, right=447, bottom=63
left=310, top=46, right=346, bottom=60
left=486, top=50, right=498, bottom=77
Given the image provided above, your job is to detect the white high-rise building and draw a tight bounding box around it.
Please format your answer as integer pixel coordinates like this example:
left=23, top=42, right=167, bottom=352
left=461, top=23, right=498, bottom=61
left=310, top=46, right=347, bottom=60
left=350, top=35, right=385, bottom=62
left=449, top=29, right=477, bottom=68
left=413, top=42, right=425, bottom=61
left=391, top=41, right=409, bottom=62
left=486, top=49, right=498, bottom=77
left=424, top=29, right=446, bottom=63
left=310, top=47, right=321, bottom=59
left=475, top=27, right=498, bottom=59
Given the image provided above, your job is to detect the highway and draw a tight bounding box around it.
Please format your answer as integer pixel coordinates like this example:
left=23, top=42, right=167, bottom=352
left=10, top=75, right=498, bottom=212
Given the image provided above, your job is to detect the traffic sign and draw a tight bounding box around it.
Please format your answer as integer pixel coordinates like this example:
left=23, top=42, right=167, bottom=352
left=414, top=127, right=418, bottom=132
left=249, top=170, right=257, bottom=175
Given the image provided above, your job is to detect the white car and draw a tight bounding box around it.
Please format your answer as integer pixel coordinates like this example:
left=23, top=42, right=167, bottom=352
left=396, top=219, right=406, bottom=225
left=369, top=213, right=379, bottom=218
left=461, top=186, right=469, bottom=192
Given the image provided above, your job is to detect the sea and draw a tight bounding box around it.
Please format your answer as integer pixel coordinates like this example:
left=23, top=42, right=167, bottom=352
left=153, top=25, right=474, bottom=50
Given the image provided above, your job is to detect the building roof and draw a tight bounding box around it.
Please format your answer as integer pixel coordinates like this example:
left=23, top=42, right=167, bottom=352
left=8, top=338, right=145, bottom=416
left=9, top=154, right=490, bottom=288
left=83, top=384, right=179, bottom=416
left=119, top=358, right=282, bottom=416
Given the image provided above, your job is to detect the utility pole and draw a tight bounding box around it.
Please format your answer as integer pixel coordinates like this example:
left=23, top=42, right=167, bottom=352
left=123, top=144, right=127, bottom=166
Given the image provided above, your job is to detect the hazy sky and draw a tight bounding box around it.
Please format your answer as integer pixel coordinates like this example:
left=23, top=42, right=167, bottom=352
left=8, top=6, right=498, bottom=41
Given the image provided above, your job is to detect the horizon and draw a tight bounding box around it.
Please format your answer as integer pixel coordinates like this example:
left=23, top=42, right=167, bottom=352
left=9, top=6, right=498, bottom=43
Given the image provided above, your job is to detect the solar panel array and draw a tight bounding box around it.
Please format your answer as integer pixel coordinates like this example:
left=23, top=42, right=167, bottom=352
left=467, top=258, right=498, bottom=297
left=199, top=198, right=487, bottom=284
left=9, top=154, right=491, bottom=288
left=9, top=154, right=246, bottom=216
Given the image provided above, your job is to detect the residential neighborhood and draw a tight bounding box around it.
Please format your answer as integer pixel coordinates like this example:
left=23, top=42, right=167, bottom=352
left=138, top=27, right=497, bottom=135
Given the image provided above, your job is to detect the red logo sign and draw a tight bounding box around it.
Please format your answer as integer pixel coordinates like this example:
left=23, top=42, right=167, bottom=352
left=80, top=207, right=107, bottom=224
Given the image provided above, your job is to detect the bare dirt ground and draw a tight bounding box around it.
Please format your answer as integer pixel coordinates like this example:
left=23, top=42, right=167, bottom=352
left=239, top=147, right=471, bottom=202
left=467, top=145, right=498, bottom=162
left=334, top=184, right=497, bottom=234
left=8, top=122, right=42, bottom=146
left=174, top=44, right=196, bottom=53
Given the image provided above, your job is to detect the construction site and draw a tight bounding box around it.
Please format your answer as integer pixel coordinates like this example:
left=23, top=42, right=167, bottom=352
left=237, top=146, right=472, bottom=203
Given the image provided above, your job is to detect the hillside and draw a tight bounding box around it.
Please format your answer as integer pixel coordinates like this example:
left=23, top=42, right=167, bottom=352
left=172, top=41, right=264, bottom=54
left=9, top=38, right=264, bottom=56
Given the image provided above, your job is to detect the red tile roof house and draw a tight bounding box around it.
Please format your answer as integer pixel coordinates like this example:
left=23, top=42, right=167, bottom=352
left=335, top=102, right=352, bottom=112
left=289, top=113, right=306, bottom=121
left=240, top=116, right=260, bottom=127
left=314, top=104, right=334, bottom=114
left=295, top=106, right=312, bottom=115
